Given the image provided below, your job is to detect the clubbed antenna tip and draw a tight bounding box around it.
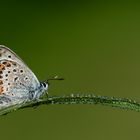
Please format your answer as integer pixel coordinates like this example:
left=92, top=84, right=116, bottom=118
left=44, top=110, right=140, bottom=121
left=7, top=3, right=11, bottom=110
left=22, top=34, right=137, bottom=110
left=46, top=76, right=64, bottom=83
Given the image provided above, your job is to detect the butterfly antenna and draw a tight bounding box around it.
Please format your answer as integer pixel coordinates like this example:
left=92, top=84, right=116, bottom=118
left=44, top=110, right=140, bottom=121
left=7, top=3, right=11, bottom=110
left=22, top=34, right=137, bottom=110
left=46, top=76, right=64, bottom=84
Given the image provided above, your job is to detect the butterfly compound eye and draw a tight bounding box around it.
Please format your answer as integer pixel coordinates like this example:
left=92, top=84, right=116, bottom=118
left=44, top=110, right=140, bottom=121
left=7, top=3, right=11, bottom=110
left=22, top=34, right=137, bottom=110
left=42, top=82, right=47, bottom=88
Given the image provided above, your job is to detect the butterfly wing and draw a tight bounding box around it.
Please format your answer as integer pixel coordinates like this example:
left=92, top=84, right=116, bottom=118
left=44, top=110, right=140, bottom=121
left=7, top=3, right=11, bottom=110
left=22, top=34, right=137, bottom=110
left=0, top=45, right=40, bottom=86
left=0, top=45, right=40, bottom=108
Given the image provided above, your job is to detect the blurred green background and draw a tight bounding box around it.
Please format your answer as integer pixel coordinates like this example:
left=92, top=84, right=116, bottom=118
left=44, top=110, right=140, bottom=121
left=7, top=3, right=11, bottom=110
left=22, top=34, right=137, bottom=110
left=1, top=1, right=140, bottom=140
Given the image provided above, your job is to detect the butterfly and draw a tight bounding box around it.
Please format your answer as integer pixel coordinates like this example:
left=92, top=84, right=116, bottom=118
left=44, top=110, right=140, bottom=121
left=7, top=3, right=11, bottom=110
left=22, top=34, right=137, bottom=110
left=0, top=45, right=63, bottom=110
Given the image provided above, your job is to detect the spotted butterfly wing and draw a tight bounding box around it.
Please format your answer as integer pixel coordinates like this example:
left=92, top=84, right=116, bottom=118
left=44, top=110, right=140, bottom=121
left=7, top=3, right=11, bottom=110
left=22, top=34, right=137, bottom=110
left=0, top=45, right=40, bottom=108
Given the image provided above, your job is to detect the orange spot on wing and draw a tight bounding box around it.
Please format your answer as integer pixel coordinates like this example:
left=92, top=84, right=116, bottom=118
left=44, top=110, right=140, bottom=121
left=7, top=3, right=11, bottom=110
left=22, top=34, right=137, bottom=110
left=0, top=80, right=3, bottom=85
left=0, top=86, right=4, bottom=94
left=0, top=64, right=5, bottom=70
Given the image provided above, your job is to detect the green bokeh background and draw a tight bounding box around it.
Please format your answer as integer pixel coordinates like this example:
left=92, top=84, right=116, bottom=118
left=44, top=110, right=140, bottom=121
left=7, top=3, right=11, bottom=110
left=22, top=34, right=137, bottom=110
left=1, top=1, right=140, bottom=140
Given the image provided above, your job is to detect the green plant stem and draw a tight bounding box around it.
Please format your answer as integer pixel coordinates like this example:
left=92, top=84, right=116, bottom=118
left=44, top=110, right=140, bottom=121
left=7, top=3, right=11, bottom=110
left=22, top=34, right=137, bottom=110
left=1, top=94, right=140, bottom=116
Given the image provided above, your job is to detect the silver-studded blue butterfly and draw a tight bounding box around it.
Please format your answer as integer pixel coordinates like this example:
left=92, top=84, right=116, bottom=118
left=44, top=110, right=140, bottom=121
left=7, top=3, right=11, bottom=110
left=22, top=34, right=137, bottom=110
left=0, top=45, right=52, bottom=109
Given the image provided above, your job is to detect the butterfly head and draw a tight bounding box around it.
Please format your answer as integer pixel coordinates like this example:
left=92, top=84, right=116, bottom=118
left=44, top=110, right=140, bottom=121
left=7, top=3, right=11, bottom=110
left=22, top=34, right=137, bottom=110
left=41, top=82, right=48, bottom=91
left=33, top=76, right=64, bottom=99
left=32, top=82, right=48, bottom=99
